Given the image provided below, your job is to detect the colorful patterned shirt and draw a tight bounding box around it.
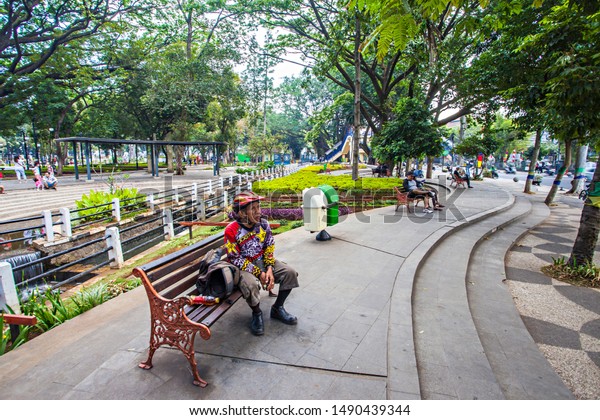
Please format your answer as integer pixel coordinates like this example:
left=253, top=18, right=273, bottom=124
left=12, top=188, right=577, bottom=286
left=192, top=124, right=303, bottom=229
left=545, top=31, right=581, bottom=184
left=224, top=218, right=275, bottom=278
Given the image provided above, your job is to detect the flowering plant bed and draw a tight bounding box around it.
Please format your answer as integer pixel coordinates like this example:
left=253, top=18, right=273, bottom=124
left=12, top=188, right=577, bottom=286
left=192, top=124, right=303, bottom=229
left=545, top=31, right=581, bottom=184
left=253, top=167, right=400, bottom=195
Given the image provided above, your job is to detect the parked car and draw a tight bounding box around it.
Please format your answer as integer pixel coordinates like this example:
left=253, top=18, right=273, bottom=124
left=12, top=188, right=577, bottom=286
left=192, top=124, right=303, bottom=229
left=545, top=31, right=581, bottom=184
left=583, top=162, right=596, bottom=182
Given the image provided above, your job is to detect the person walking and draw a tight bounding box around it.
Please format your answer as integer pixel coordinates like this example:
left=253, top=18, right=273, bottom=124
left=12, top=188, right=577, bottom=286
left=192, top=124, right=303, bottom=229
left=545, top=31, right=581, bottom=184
left=13, top=156, right=26, bottom=183
left=32, top=161, right=43, bottom=186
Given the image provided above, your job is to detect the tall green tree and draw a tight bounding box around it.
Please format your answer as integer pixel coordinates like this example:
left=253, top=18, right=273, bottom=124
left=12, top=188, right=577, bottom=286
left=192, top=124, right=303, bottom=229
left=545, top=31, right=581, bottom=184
left=371, top=97, right=442, bottom=170
left=0, top=0, right=148, bottom=106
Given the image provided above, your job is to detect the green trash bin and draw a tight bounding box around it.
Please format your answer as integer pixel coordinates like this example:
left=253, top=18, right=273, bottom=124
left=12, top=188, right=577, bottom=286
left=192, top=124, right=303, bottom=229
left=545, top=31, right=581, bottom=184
left=318, top=184, right=339, bottom=226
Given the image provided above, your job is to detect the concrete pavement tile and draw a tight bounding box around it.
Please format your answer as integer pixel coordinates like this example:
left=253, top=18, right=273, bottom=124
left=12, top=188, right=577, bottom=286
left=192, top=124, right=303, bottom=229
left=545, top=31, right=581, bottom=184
left=489, top=368, right=528, bottom=399
left=329, top=283, right=368, bottom=304
left=268, top=370, right=337, bottom=399
left=304, top=300, right=347, bottom=326
left=418, top=362, right=457, bottom=398
left=322, top=374, right=387, bottom=400
left=305, top=335, right=359, bottom=370
left=62, top=389, right=95, bottom=400
left=261, top=324, right=323, bottom=364
left=342, top=355, right=386, bottom=376
left=342, top=304, right=384, bottom=326
left=202, top=360, right=277, bottom=400
left=386, top=366, right=420, bottom=396
left=73, top=368, right=142, bottom=399
left=413, top=335, right=446, bottom=365
left=99, top=349, right=145, bottom=372
left=326, top=315, right=374, bottom=344
left=120, top=332, right=153, bottom=354
left=453, top=377, right=504, bottom=400
left=353, top=317, right=388, bottom=356
left=352, top=286, right=397, bottom=311
left=297, top=352, right=340, bottom=371
left=422, top=392, right=456, bottom=400
left=387, top=390, right=421, bottom=400
left=30, top=382, right=75, bottom=400
left=343, top=318, right=389, bottom=375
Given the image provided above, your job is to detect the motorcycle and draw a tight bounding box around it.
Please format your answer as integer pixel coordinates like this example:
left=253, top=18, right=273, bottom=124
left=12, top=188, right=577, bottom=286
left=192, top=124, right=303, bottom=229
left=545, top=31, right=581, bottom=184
left=489, top=166, right=499, bottom=179
left=505, top=165, right=516, bottom=174
left=579, top=183, right=591, bottom=201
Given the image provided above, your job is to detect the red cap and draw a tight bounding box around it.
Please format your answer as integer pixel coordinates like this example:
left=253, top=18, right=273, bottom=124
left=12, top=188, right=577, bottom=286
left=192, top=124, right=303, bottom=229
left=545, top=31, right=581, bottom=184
left=233, top=191, right=264, bottom=210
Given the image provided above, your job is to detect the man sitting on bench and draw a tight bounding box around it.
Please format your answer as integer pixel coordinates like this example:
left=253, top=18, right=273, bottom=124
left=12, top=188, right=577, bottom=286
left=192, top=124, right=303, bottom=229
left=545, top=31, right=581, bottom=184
left=403, top=171, right=444, bottom=213
left=453, top=167, right=473, bottom=188
left=224, top=191, right=299, bottom=336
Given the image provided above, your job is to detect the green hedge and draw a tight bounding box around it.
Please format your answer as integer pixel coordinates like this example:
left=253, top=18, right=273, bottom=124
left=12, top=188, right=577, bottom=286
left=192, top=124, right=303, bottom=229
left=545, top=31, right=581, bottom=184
left=252, top=167, right=400, bottom=195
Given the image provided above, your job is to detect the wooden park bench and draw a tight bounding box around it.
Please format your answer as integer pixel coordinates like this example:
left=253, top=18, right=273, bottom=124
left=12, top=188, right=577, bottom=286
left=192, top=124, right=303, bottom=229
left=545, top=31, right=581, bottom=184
left=0, top=313, right=37, bottom=343
left=393, top=186, right=425, bottom=213
left=133, top=232, right=242, bottom=387
left=178, top=221, right=280, bottom=240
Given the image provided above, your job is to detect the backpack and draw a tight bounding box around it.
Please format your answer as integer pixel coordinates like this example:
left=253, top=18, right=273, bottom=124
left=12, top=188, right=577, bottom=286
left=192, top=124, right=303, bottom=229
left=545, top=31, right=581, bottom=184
left=195, top=247, right=239, bottom=299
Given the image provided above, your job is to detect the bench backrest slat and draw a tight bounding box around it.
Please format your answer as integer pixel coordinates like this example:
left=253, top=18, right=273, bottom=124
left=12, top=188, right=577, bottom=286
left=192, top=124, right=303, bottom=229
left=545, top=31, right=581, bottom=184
left=139, top=232, right=224, bottom=281
left=161, top=276, right=198, bottom=300
left=152, top=264, right=198, bottom=294
left=149, top=241, right=222, bottom=283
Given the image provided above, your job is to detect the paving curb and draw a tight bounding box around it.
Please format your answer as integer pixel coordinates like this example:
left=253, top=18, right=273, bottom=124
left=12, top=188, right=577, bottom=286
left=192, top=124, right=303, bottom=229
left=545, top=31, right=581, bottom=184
left=386, top=184, right=516, bottom=398
left=467, top=199, right=574, bottom=399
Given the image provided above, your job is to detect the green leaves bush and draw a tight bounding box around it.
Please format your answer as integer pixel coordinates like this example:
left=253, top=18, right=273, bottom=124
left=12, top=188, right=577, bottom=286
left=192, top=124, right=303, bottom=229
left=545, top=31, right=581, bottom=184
left=75, top=188, right=145, bottom=223
left=0, top=277, right=144, bottom=355
left=252, top=167, right=400, bottom=195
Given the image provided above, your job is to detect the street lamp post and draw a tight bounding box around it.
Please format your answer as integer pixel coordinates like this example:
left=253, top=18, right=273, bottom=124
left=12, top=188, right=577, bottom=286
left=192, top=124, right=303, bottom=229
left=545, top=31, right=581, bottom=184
left=21, top=130, right=30, bottom=170
left=32, top=116, right=39, bottom=161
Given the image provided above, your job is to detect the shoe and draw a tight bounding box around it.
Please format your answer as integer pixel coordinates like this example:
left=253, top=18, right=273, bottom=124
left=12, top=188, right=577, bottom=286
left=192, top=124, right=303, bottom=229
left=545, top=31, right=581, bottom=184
left=436, top=204, right=445, bottom=208
left=271, top=305, right=297, bottom=325
left=468, top=186, right=474, bottom=188
left=250, top=311, right=264, bottom=335
left=423, top=208, right=433, bottom=214
left=434, top=207, right=442, bottom=211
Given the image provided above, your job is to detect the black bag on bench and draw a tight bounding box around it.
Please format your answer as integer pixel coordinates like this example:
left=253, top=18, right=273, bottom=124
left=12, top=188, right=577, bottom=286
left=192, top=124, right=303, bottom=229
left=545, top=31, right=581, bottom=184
left=196, top=248, right=239, bottom=299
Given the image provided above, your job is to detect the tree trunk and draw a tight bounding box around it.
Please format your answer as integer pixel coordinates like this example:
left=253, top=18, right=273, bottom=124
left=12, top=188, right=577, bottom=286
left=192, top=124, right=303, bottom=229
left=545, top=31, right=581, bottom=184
left=566, top=143, right=588, bottom=194
left=545, top=138, right=573, bottom=206
left=166, top=145, right=174, bottom=173
left=568, top=154, right=600, bottom=266
left=426, top=157, right=434, bottom=179
left=175, top=145, right=185, bottom=175
left=351, top=13, right=361, bottom=181
left=524, top=128, right=542, bottom=194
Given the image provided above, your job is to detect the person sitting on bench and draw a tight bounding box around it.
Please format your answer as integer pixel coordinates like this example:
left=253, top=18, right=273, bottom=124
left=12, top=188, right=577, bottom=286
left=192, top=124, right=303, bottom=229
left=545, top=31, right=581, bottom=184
left=224, top=191, right=299, bottom=336
left=453, top=167, right=473, bottom=188
left=403, top=171, right=444, bottom=213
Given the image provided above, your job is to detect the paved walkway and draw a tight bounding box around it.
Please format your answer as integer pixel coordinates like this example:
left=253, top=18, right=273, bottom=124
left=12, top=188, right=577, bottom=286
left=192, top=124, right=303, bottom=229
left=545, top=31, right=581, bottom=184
left=0, top=173, right=598, bottom=400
